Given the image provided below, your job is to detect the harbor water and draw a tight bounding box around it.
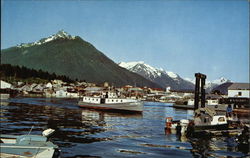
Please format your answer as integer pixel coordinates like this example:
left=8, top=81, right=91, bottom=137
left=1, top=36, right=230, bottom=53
left=1, top=97, right=249, bottom=158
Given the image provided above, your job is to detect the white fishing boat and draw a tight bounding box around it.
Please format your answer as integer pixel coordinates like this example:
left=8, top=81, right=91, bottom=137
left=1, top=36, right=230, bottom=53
left=78, top=91, right=143, bottom=112
left=166, top=73, right=241, bottom=137
left=0, top=129, right=60, bottom=158
left=165, top=111, right=229, bottom=136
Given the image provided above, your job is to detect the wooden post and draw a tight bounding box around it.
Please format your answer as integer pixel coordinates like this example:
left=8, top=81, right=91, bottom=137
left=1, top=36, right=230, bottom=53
left=194, top=73, right=206, bottom=110
left=194, top=73, right=201, bottom=110
left=201, top=77, right=206, bottom=108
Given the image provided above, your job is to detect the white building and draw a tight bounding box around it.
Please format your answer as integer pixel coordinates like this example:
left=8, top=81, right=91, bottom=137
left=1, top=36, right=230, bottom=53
left=228, top=83, right=250, bottom=98
left=55, top=89, right=68, bottom=98
left=45, top=82, right=53, bottom=89
left=0, top=80, right=12, bottom=89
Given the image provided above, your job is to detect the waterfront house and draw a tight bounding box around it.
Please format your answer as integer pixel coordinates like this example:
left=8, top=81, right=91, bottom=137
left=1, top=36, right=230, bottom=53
left=66, top=88, right=79, bottom=98
left=19, top=84, right=33, bottom=93
left=0, top=80, right=12, bottom=89
left=52, top=80, right=64, bottom=85
left=228, top=83, right=250, bottom=98
left=32, top=84, right=45, bottom=93
left=149, top=88, right=164, bottom=95
left=55, top=89, right=68, bottom=98
left=218, top=83, right=250, bottom=109
left=46, top=82, right=53, bottom=89
left=0, top=80, right=12, bottom=99
left=30, top=83, right=38, bottom=91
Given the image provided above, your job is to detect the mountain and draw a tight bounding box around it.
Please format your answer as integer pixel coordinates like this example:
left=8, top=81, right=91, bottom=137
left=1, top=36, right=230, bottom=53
left=185, top=77, right=232, bottom=92
left=205, top=77, right=232, bottom=92
left=119, top=61, right=195, bottom=90
left=1, top=30, right=161, bottom=88
left=211, top=82, right=234, bottom=95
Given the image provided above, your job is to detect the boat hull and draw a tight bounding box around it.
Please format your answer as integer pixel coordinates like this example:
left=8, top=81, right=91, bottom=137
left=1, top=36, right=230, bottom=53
left=0, top=134, right=59, bottom=158
left=78, top=101, right=143, bottom=112
left=173, top=104, right=194, bottom=109
left=194, top=123, right=229, bottom=132
left=173, top=104, right=227, bottom=111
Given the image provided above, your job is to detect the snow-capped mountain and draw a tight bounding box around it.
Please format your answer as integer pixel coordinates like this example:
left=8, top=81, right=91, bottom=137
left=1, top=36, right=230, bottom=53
left=205, top=77, right=232, bottom=92
left=119, top=61, right=194, bottom=90
left=184, top=78, right=195, bottom=84
left=185, top=77, right=232, bottom=92
left=119, top=61, right=178, bottom=80
left=17, top=30, right=76, bottom=48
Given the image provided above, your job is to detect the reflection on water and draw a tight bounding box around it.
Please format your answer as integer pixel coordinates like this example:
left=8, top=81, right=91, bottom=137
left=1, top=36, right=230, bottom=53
left=0, top=98, right=249, bottom=158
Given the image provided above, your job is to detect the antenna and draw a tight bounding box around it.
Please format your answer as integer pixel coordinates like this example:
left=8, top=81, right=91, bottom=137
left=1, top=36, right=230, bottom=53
left=27, top=125, right=34, bottom=135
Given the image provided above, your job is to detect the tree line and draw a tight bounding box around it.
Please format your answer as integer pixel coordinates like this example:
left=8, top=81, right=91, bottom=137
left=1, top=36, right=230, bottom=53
left=0, top=64, right=74, bottom=83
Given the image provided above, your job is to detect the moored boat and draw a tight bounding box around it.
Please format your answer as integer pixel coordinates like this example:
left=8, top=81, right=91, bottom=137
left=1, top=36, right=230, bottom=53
left=0, top=129, right=60, bottom=158
left=173, top=98, right=228, bottom=111
left=78, top=91, right=143, bottom=112
left=166, top=73, right=241, bottom=137
left=165, top=107, right=230, bottom=135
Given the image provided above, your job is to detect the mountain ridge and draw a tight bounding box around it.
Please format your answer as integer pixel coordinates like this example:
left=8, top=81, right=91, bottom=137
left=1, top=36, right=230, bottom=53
left=119, top=61, right=232, bottom=91
left=119, top=61, right=194, bottom=90
left=1, top=31, right=162, bottom=88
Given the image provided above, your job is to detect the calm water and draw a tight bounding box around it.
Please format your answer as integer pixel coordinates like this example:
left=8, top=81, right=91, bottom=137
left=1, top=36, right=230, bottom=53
left=1, top=97, right=249, bottom=158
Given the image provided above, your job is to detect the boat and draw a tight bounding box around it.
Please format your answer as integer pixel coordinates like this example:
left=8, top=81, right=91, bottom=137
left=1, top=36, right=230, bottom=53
left=78, top=91, right=143, bottom=112
left=173, top=99, right=195, bottom=109
left=0, top=128, right=60, bottom=158
left=166, top=73, right=244, bottom=137
left=173, top=99, right=227, bottom=111
left=165, top=107, right=229, bottom=134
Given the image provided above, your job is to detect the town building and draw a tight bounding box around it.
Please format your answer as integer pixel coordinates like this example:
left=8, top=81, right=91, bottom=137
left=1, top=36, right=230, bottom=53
left=228, top=83, right=250, bottom=98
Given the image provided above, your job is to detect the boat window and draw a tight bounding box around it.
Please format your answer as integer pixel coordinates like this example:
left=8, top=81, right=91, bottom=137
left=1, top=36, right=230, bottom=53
left=218, top=117, right=225, bottom=122
left=121, top=100, right=123, bottom=102
left=96, top=99, right=98, bottom=101
left=112, top=100, right=114, bottom=102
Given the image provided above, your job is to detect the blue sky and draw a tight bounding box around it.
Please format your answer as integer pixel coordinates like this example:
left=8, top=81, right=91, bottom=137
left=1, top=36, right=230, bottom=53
left=2, top=0, right=249, bottom=82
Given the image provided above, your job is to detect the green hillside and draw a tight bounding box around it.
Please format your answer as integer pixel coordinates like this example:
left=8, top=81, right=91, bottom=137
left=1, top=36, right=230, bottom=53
left=1, top=33, right=161, bottom=88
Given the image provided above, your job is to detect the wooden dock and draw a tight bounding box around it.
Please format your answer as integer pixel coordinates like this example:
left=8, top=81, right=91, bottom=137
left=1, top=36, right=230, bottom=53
left=233, top=108, right=250, bottom=113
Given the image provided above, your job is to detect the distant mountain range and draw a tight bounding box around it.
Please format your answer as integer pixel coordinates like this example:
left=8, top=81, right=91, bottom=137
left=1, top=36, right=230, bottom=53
left=119, top=61, right=194, bottom=90
left=119, top=61, right=232, bottom=91
left=1, top=30, right=232, bottom=90
left=185, top=77, right=232, bottom=92
left=1, top=30, right=161, bottom=88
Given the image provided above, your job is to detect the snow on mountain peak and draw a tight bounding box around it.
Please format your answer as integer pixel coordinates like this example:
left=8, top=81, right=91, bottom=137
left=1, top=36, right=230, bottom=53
left=17, top=30, right=76, bottom=48
left=211, top=77, right=230, bottom=85
left=119, top=61, right=161, bottom=78
left=184, top=78, right=195, bottom=84
left=185, top=76, right=230, bottom=85
left=166, top=71, right=178, bottom=78
left=119, top=61, right=144, bottom=69
left=54, top=30, right=74, bottom=39
left=41, top=30, right=76, bottom=43
left=118, top=61, right=180, bottom=79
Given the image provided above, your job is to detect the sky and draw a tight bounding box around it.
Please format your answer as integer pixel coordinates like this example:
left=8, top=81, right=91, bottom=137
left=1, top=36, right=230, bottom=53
left=1, top=0, right=249, bottom=82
